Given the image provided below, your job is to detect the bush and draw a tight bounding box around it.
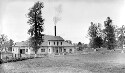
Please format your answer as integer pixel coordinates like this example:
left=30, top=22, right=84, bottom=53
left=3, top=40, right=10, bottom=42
left=0, top=59, right=3, bottom=64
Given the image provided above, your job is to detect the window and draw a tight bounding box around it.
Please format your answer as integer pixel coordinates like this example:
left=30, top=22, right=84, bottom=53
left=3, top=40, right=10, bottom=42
left=20, top=49, right=25, bottom=54
left=64, top=49, right=66, bottom=52
left=61, top=42, right=62, bottom=45
left=49, top=49, right=50, bottom=52
left=41, top=49, right=45, bottom=52
left=69, top=49, right=72, bottom=53
left=54, top=42, right=55, bottom=45
left=57, top=41, right=58, bottom=45
left=49, top=42, right=50, bottom=45
left=26, top=49, right=28, bottom=52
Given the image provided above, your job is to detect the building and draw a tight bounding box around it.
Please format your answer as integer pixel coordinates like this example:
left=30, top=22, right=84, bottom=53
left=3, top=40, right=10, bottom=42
left=12, top=35, right=75, bottom=58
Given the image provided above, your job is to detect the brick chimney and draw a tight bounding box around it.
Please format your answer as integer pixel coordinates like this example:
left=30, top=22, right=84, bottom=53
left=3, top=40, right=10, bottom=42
left=55, top=25, right=56, bottom=36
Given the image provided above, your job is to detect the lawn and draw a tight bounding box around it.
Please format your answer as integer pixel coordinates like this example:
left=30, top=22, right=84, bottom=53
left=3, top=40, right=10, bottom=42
left=1, top=51, right=125, bottom=73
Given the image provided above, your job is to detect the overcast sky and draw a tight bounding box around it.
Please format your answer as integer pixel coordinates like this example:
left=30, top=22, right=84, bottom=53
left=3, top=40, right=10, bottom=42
left=0, top=0, right=125, bottom=44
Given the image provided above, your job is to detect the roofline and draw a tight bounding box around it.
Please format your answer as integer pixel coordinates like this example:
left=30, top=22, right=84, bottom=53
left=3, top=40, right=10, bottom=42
left=12, top=46, right=75, bottom=47
left=48, top=40, right=64, bottom=41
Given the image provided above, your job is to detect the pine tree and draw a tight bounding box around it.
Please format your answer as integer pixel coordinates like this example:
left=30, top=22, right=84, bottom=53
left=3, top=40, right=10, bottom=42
left=27, top=1, right=44, bottom=56
left=103, top=17, right=116, bottom=50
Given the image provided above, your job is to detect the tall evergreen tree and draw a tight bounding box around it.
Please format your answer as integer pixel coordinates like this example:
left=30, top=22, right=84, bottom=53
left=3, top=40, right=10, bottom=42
left=27, top=1, right=44, bottom=56
left=103, top=17, right=116, bottom=50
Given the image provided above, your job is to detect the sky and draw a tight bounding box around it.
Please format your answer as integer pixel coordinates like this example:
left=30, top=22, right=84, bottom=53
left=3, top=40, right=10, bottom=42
left=0, top=0, right=125, bottom=44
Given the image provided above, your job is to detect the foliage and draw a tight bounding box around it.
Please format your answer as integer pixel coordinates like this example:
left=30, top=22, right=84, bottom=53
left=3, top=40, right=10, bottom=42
left=0, top=34, right=8, bottom=50
left=83, top=44, right=88, bottom=48
left=77, top=42, right=83, bottom=51
left=65, top=40, right=72, bottom=44
left=115, top=25, right=125, bottom=48
left=88, top=22, right=103, bottom=49
left=94, top=36, right=103, bottom=48
left=103, top=17, right=116, bottom=50
left=27, top=1, right=44, bottom=54
left=8, top=39, right=14, bottom=51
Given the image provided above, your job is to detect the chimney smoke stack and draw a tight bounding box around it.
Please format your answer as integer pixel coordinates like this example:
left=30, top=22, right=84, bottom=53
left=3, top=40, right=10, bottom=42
left=55, top=25, right=56, bottom=36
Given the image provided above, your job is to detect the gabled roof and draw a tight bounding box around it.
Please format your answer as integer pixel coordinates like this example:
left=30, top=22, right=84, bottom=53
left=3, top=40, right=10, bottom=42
left=44, top=35, right=64, bottom=41
left=13, top=40, right=29, bottom=47
left=13, top=35, right=64, bottom=47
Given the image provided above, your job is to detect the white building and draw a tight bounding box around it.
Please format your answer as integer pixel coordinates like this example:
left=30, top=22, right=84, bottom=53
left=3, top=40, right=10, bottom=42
left=12, top=35, right=75, bottom=58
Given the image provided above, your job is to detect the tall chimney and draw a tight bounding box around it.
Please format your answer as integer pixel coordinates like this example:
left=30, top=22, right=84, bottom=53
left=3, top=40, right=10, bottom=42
left=55, top=25, right=56, bottom=36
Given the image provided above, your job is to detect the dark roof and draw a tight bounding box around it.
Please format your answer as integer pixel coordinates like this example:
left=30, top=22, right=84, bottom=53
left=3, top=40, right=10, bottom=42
left=14, top=35, right=64, bottom=47
left=41, top=41, right=74, bottom=47
left=13, top=40, right=29, bottom=47
left=44, top=35, right=64, bottom=41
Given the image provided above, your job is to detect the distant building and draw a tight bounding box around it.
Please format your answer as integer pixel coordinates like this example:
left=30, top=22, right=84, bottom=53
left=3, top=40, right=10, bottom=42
left=12, top=35, right=75, bottom=58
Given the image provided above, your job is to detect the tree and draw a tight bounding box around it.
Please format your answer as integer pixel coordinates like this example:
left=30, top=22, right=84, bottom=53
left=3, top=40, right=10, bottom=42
left=88, top=22, right=98, bottom=49
left=65, top=40, right=72, bottom=44
left=88, top=22, right=103, bottom=49
left=8, top=39, right=14, bottom=52
left=116, top=25, right=125, bottom=53
left=77, top=42, right=82, bottom=51
left=0, top=34, right=8, bottom=60
left=0, top=34, right=8, bottom=51
left=94, top=36, right=103, bottom=48
left=103, top=17, right=116, bottom=50
left=27, top=1, right=44, bottom=57
left=83, top=44, right=88, bottom=48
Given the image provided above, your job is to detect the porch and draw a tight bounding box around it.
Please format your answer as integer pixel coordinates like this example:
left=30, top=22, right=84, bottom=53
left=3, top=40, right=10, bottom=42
left=51, top=47, right=66, bottom=55
left=50, top=47, right=73, bottom=55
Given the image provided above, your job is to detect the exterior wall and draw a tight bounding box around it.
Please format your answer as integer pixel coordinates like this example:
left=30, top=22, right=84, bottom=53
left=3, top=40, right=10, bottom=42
left=48, top=47, right=53, bottom=54
left=37, top=47, right=48, bottom=54
left=48, top=41, right=64, bottom=46
left=12, top=47, right=19, bottom=54
left=28, top=47, right=35, bottom=54
left=19, top=46, right=29, bottom=54
left=12, top=42, right=75, bottom=57
left=12, top=46, right=35, bottom=54
left=64, top=47, right=74, bottom=53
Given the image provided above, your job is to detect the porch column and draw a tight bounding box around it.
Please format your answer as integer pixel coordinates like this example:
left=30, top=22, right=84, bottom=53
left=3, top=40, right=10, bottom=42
left=62, top=47, right=64, bottom=55
left=58, top=47, right=60, bottom=55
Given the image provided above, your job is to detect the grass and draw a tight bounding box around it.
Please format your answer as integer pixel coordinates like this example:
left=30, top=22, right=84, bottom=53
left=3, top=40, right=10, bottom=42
left=1, top=52, right=125, bottom=73
left=1, top=49, right=125, bottom=73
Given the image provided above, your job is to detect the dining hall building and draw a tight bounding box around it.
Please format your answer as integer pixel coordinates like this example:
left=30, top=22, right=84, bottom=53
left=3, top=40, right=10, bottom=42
left=12, top=35, right=75, bottom=58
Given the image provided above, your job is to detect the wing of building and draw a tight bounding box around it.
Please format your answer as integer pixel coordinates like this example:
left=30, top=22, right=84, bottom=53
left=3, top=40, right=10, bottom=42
left=12, top=35, right=75, bottom=58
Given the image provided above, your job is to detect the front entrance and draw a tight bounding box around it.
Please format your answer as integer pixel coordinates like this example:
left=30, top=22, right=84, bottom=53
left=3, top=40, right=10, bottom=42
left=54, top=47, right=63, bottom=55
left=20, top=49, right=25, bottom=54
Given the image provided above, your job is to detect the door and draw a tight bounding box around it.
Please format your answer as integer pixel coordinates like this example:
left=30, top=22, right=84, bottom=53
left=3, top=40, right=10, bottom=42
left=20, top=49, right=25, bottom=54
